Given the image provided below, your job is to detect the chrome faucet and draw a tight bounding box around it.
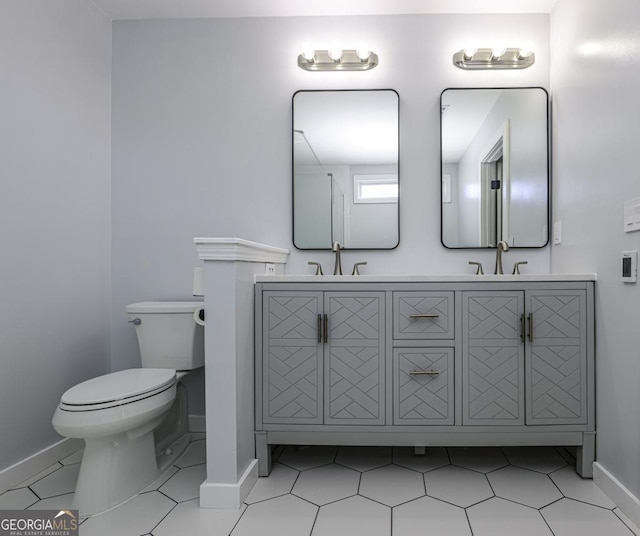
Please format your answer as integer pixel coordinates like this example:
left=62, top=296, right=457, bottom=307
left=332, top=241, right=344, bottom=275
left=494, top=241, right=510, bottom=274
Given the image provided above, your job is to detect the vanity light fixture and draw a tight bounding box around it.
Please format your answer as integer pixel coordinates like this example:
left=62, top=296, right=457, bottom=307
left=453, top=47, right=535, bottom=70
left=297, top=46, right=378, bottom=71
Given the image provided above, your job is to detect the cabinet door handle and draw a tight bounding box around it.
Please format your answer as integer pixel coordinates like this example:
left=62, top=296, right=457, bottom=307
left=409, top=370, right=440, bottom=376
left=323, top=314, right=329, bottom=343
left=409, top=313, right=440, bottom=319
left=520, top=314, right=525, bottom=343
left=528, top=313, right=533, bottom=342
left=317, top=314, right=322, bottom=343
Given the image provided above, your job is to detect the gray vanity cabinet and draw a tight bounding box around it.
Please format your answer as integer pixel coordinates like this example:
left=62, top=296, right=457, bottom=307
left=462, top=289, right=588, bottom=427
left=255, top=279, right=595, bottom=478
left=260, top=291, right=385, bottom=426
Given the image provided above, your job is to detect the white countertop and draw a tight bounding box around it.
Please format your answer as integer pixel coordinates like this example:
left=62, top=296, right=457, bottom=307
left=255, top=273, right=597, bottom=283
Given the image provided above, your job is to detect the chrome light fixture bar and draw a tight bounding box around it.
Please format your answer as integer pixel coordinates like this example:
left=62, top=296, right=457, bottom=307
left=453, top=48, right=535, bottom=70
left=298, top=49, right=378, bottom=71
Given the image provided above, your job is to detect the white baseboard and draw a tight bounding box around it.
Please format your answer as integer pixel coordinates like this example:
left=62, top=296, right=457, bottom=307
left=199, top=459, right=259, bottom=509
left=594, top=462, right=640, bottom=528
left=0, top=438, right=83, bottom=495
left=188, top=414, right=206, bottom=434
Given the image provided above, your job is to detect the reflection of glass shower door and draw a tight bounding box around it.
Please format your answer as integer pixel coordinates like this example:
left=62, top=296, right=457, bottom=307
left=293, top=172, right=332, bottom=248
left=331, top=176, right=345, bottom=245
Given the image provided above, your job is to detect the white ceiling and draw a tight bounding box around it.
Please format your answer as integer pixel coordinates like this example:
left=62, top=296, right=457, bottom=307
left=89, top=0, right=558, bottom=20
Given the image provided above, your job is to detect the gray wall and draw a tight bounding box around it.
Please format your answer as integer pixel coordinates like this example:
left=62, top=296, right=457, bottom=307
left=0, top=0, right=111, bottom=470
left=551, top=0, right=640, bottom=503
left=111, top=15, right=551, bottom=414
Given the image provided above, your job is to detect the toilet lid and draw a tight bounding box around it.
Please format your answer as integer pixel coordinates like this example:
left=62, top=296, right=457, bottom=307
left=61, top=369, right=176, bottom=407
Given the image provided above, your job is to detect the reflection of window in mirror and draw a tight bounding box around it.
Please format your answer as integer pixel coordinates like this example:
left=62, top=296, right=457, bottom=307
left=354, top=174, right=398, bottom=204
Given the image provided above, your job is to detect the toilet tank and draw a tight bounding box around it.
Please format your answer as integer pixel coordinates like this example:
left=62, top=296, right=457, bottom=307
left=126, top=302, right=205, bottom=370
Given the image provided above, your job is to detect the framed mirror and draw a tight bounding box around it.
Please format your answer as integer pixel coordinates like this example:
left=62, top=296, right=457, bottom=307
left=293, top=89, right=399, bottom=250
left=441, top=87, right=549, bottom=248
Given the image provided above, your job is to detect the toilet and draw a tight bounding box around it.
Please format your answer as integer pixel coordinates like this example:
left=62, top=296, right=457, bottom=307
left=52, top=301, right=205, bottom=516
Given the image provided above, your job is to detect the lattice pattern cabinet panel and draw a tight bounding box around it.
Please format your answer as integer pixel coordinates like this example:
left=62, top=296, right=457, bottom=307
left=262, top=293, right=323, bottom=424
left=393, top=349, right=454, bottom=425
left=526, top=291, right=588, bottom=424
left=325, top=293, right=385, bottom=425
left=463, top=292, right=525, bottom=425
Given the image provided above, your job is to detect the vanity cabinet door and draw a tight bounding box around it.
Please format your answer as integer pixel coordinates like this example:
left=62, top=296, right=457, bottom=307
left=525, top=290, right=588, bottom=425
left=462, top=292, right=525, bottom=425
left=324, top=292, right=386, bottom=425
left=393, top=292, right=454, bottom=339
left=262, top=292, right=323, bottom=424
left=393, top=348, right=454, bottom=425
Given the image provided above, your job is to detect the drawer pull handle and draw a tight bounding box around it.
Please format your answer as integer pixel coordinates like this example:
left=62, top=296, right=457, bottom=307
left=323, top=314, right=329, bottom=343
left=409, top=314, right=440, bottom=319
left=528, top=313, right=533, bottom=342
left=409, top=370, right=440, bottom=376
left=317, top=314, right=322, bottom=343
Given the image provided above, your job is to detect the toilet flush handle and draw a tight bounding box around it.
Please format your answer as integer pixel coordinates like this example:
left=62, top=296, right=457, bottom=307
left=128, top=318, right=142, bottom=326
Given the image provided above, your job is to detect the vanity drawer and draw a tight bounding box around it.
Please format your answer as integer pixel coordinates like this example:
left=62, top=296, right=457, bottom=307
left=393, top=292, right=454, bottom=339
left=393, top=348, right=454, bottom=425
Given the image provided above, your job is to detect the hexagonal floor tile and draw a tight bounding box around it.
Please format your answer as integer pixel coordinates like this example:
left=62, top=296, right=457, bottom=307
left=502, top=446, right=567, bottom=473
left=549, top=466, right=615, bottom=508
left=154, top=498, right=245, bottom=536
left=159, top=464, right=206, bottom=502
left=392, top=447, right=450, bottom=473
left=29, top=464, right=80, bottom=499
left=359, top=464, right=424, bottom=507
left=0, top=488, right=39, bottom=509
left=488, top=465, right=562, bottom=508
left=614, top=508, right=640, bottom=535
left=425, top=465, right=493, bottom=507
left=278, top=446, right=337, bottom=471
left=292, top=463, right=359, bottom=506
left=448, top=447, right=508, bottom=473
left=245, top=463, right=299, bottom=504
left=542, top=498, right=632, bottom=536
left=393, top=496, right=471, bottom=536
left=335, top=446, right=391, bottom=472
left=231, top=494, right=317, bottom=536
left=312, top=495, right=390, bottom=536
left=467, top=497, right=553, bottom=536
left=79, top=491, right=175, bottom=536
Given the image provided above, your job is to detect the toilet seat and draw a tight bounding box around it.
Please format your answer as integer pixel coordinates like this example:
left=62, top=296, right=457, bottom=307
left=59, top=369, right=176, bottom=412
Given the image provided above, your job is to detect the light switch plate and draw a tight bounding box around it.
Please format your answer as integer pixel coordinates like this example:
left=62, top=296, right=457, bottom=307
left=553, top=221, right=562, bottom=245
left=622, top=251, right=637, bottom=283
left=624, top=198, right=640, bottom=233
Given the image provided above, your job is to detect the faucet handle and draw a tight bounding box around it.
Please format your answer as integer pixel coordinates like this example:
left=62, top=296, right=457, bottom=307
left=351, top=262, right=367, bottom=276
left=308, top=261, right=324, bottom=276
left=512, top=261, right=528, bottom=275
left=469, top=261, right=484, bottom=275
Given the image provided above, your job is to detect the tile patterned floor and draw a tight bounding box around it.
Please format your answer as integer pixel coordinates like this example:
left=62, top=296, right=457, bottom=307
left=1, top=439, right=639, bottom=536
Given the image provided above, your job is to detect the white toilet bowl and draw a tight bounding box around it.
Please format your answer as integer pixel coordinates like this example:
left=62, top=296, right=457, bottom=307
left=51, top=301, right=204, bottom=517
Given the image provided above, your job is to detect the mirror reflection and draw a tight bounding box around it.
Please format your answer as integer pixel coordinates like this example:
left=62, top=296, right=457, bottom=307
left=441, top=87, right=549, bottom=248
left=293, top=89, right=399, bottom=249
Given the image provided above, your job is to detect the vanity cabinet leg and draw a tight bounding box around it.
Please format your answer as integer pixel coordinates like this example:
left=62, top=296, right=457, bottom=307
left=255, top=432, right=272, bottom=477
left=414, top=446, right=426, bottom=456
left=576, top=432, right=595, bottom=478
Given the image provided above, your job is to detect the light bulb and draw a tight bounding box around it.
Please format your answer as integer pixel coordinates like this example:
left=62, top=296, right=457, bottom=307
left=356, top=43, right=371, bottom=61
left=492, top=46, right=507, bottom=59
left=301, top=43, right=315, bottom=61
left=463, top=47, right=477, bottom=60
left=328, top=48, right=343, bottom=61
left=518, top=44, right=534, bottom=58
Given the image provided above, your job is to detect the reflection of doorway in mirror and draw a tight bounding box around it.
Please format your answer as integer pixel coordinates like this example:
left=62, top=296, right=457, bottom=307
left=480, top=121, right=510, bottom=247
